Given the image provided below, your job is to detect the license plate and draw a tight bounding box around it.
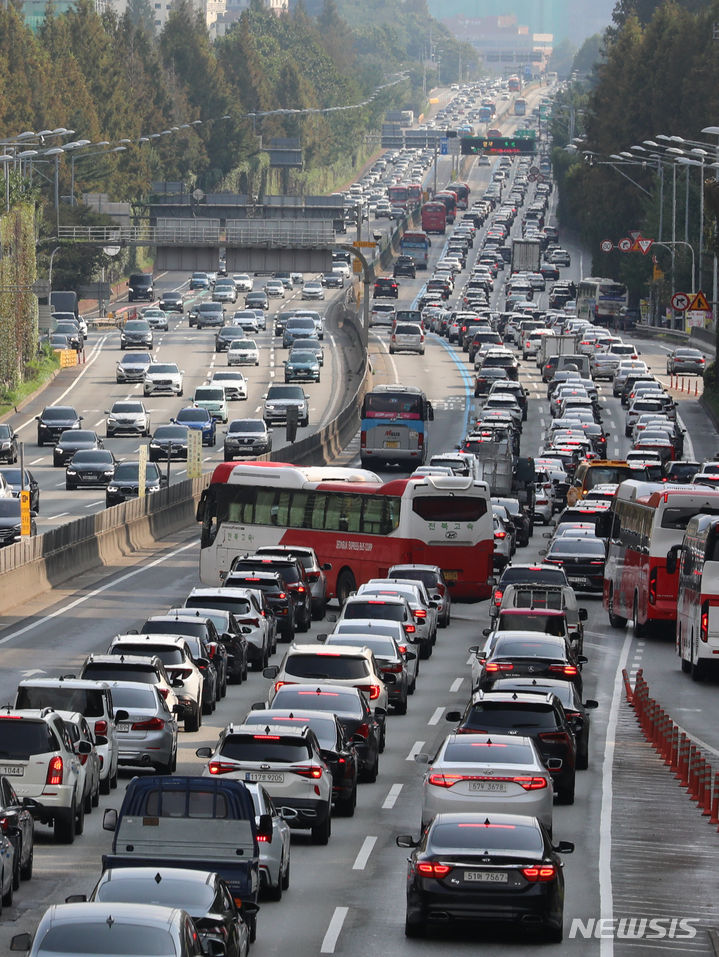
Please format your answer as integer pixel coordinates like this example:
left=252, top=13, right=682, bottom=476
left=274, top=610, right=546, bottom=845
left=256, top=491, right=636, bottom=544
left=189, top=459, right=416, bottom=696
left=444, top=570, right=459, bottom=582
left=245, top=772, right=284, bottom=783
left=0, top=766, right=24, bottom=777
left=468, top=780, right=507, bottom=793
left=569, top=577, right=588, bottom=586
left=464, top=871, right=508, bottom=883
left=384, top=441, right=400, bottom=449
left=116, top=724, right=131, bottom=733
left=82, top=473, right=95, bottom=479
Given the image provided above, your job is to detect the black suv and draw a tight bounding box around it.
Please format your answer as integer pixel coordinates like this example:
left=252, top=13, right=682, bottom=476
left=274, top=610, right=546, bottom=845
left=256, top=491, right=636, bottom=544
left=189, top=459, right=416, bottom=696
left=393, top=256, right=416, bottom=279
left=229, top=556, right=312, bottom=633
left=224, top=569, right=296, bottom=641
left=0, top=424, right=19, bottom=464
left=373, top=277, right=399, bottom=299
left=446, top=690, right=577, bottom=804
left=128, top=273, right=153, bottom=302
left=36, top=406, right=83, bottom=447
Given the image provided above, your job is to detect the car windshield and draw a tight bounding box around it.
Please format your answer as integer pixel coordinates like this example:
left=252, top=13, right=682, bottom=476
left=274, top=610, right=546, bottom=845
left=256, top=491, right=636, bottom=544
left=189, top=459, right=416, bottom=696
left=0, top=468, right=23, bottom=484
left=70, top=451, right=113, bottom=465
left=185, top=596, right=251, bottom=616
left=154, top=427, right=187, bottom=439
left=326, top=635, right=397, bottom=658
left=60, top=431, right=95, bottom=443
left=108, top=685, right=157, bottom=709
left=83, top=664, right=156, bottom=683
left=230, top=340, right=256, bottom=349
left=195, top=390, right=223, bottom=401
left=113, top=463, right=160, bottom=482
left=0, top=500, right=21, bottom=518
left=149, top=365, right=178, bottom=374
left=268, top=387, right=303, bottom=399
left=111, top=403, right=143, bottom=413
left=121, top=354, right=151, bottom=365
left=178, top=410, right=209, bottom=424
left=124, top=321, right=149, bottom=331
left=42, top=408, right=76, bottom=421
left=290, top=352, right=316, bottom=363
left=228, top=420, right=264, bottom=433
left=549, top=539, right=605, bottom=557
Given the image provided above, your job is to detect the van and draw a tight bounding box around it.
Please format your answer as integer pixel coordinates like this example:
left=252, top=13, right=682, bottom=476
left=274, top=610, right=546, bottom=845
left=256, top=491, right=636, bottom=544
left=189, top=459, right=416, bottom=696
left=555, top=353, right=590, bottom=378
left=193, top=385, right=228, bottom=423
left=128, top=274, right=153, bottom=302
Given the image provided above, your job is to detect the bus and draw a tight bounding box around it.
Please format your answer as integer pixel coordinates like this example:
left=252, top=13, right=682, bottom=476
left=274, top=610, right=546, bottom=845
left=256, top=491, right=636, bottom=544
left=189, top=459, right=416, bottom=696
left=433, top=190, right=458, bottom=224
left=508, top=75, right=521, bottom=92
left=387, top=185, right=409, bottom=209
left=576, top=277, right=629, bottom=327
left=399, top=231, right=431, bottom=269
left=602, top=481, right=719, bottom=635
left=196, top=462, right=494, bottom=602
left=407, top=183, right=423, bottom=205
left=447, top=182, right=471, bottom=210
left=479, top=106, right=492, bottom=123
left=360, top=384, right=434, bottom=469
left=674, top=514, right=719, bottom=679
left=421, top=201, right=447, bottom=235
left=514, top=98, right=527, bottom=117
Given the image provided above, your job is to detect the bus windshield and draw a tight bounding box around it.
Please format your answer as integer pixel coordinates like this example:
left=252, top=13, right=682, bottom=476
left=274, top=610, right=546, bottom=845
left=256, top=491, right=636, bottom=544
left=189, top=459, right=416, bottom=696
left=362, top=392, right=423, bottom=419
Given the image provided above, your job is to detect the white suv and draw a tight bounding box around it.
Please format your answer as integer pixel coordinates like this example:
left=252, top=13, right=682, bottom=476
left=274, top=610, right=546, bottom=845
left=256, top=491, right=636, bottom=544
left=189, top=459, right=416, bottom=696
left=0, top=708, right=90, bottom=843
left=357, top=580, right=438, bottom=658
left=143, top=362, right=184, bottom=397
left=197, top=722, right=333, bottom=844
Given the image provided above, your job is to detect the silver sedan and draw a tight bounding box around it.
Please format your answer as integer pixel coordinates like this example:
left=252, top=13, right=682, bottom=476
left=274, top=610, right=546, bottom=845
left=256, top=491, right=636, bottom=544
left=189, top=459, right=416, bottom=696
left=107, top=681, right=178, bottom=773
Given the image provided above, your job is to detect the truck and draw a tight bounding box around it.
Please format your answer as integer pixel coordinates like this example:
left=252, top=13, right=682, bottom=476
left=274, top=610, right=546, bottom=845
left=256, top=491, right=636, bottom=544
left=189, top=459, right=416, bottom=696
left=102, top=776, right=269, bottom=940
left=50, top=290, right=78, bottom=320
left=511, top=238, right=542, bottom=274
left=537, top=333, right=579, bottom=369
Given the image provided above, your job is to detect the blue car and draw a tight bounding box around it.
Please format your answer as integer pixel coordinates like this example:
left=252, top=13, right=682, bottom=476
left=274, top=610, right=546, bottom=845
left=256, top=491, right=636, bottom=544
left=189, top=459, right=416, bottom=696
left=172, top=407, right=216, bottom=447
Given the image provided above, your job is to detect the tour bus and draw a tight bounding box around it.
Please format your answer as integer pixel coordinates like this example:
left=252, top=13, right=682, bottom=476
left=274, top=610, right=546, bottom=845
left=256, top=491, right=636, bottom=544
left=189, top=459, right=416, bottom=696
left=387, top=184, right=410, bottom=209
left=399, top=231, right=431, bottom=269
left=421, top=202, right=447, bottom=235
left=360, top=384, right=434, bottom=469
left=447, top=182, right=471, bottom=210
left=479, top=105, right=492, bottom=123
left=406, top=183, right=423, bottom=205
left=576, top=277, right=629, bottom=326
left=514, top=98, right=527, bottom=117
left=433, top=190, right=458, bottom=224
left=508, top=75, right=521, bottom=92
left=673, top=514, right=719, bottom=679
left=603, top=481, right=719, bottom=635
left=196, top=462, right=494, bottom=602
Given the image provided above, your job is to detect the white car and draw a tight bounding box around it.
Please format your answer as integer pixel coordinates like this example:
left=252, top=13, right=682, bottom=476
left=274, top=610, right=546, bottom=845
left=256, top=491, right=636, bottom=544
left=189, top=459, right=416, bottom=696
left=265, top=279, right=285, bottom=299
left=105, top=400, right=151, bottom=438
left=55, top=711, right=101, bottom=816
left=302, top=280, right=325, bottom=300
left=244, top=782, right=291, bottom=899
left=193, top=385, right=229, bottom=423
left=233, top=273, right=253, bottom=293
left=227, top=338, right=260, bottom=366
left=143, top=362, right=184, bottom=397
left=357, top=579, right=438, bottom=654
left=210, top=370, right=248, bottom=400
left=230, top=310, right=260, bottom=333
left=416, top=732, right=555, bottom=832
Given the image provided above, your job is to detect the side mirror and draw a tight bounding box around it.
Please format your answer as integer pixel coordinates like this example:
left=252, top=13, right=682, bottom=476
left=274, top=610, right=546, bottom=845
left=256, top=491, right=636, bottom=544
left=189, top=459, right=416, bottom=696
left=257, top=813, right=273, bottom=841
left=579, top=608, right=588, bottom=621
left=321, top=563, right=332, bottom=571
left=404, top=651, right=416, bottom=661
left=103, top=808, right=118, bottom=831
left=414, top=753, right=430, bottom=764
left=65, top=894, right=88, bottom=903
left=666, top=544, right=680, bottom=575
left=374, top=706, right=387, bottom=718
left=263, top=666, right=279, bottom=679
left=445, top=710, right=462, bottom=722
left=76, top=741, right=92, bottom=755
left=396, top=834, right=419, bottom=848
left=578, top=655, right=588, bottom=665
left=554, top=840, right=575, bottom=854
left=250, top=701, right=266, bottom=710
left=482, top=628, right=490, bottom=636
left=241, top=625, right=252, bottom=635
left=316, top=633, right=328, bottom=643
left=10, top=933, right=32, bottom=951
left=584, top=699, right=599, bottom=709
left=113, top=709, right=129, bottom=723
left=196, top=747, right=213, bottom=758
left=95, top=735, right=108, bottom=747
left=382, top=673, right=397, bottom=685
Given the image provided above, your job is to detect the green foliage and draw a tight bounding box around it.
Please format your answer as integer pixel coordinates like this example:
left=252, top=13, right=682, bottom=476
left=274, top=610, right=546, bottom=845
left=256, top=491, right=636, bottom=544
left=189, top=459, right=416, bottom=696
left=0, top=202, right=37, bottom=390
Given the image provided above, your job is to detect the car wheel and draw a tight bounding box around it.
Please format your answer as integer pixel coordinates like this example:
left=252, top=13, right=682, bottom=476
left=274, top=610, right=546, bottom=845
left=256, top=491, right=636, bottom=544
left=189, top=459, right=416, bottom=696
left=394, top=695, right=408, bottom=716
left=185, top=704, right=200, bottom=733
left=100, top=772, right=111, bottom=795
left=54, top=801, right=75, bottom=844
left=75, top=795, right=85, bottom=835
left=11, top=841, right=21, bottom=890
left=608, top=590, right=627, bottom=629
left=84, top=785, right=93, bottom=815
left=281, top=856, right=290, bottom=890
left=405, top=916, right=425, bottom=938
left=556, top=777, right=575, bottom=805
left=65, top=482, right=75, bottom=491
left=312, top=600, right=326, bottom=621
left=266, top=856, right=284, bottom=901
left=19, top=845, right=32, bottom=882
left=2, top=868, right=13, bottom=907
left=92, top=778, right=100, bottom=807
left=311, top=807, right=331, bottom=845
left=335, top=783, right=357, bottom=817
left=336, top=569, right=357, bottom=607
left=545, top=923, right=564, bottom=943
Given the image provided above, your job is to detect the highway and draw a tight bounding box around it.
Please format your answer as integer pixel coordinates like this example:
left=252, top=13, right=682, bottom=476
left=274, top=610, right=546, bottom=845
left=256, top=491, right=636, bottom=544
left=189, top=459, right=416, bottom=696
left=1, top=89, right=718, bottom=955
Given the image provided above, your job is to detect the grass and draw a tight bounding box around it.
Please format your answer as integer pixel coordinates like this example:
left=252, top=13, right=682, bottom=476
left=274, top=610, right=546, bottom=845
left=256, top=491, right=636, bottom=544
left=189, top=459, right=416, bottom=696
left=0, top=351, right=60, bottom=418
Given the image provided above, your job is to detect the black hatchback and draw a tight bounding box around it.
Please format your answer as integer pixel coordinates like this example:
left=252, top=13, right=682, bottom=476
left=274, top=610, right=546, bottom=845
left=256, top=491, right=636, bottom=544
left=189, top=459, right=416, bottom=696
left=36, top=406, right=82, bottom=446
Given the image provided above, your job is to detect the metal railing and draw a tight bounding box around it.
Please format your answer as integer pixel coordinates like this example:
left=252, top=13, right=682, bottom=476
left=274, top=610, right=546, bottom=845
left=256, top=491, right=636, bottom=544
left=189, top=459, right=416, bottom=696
left=56, top=221, right=336, bottom=247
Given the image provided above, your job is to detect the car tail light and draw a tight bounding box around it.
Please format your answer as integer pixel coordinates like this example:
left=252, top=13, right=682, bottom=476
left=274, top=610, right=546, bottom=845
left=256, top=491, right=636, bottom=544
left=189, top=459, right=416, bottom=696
left=132, top=717, right=165, bottom=731
left=649, top=567, right=658, bottom=604
left=403, top=623, right=416, bottom=635
left=293, top=765, right=323, bottom=779
left=494, top=530, right=507, bottom=540
left=417, top=862, right=451, bottom=877
left=522, top=865, right=557, bottom=882
left=539, top=731, right=571, bottom=745
left=493, top=589, right=503, bottom=606
left=209, top=760, right=237, bottom=775
left=274, top=681, right=293, bottom=694
left=240, top=617, right=261, bottom=628
left=353, top=723, right=369, bottom=740
left=427, top=773, right=463, bottom=788
left=358, top=683, right=381, bottom=700
left=360, top=430, right=366, bottom=449
left=485, top=661, right=513, bottom=673
left=701, top=601, right=710, bottom=642
left=514, top=776, right=548, bottom=790
left=383, top=664, right=403, bottom=674
left=414, top=609, right=427, bottom=620
left=548, top=664, right=578, bottom=677
left=158, top=688, right=169, bottom=699
left=418, top=432, right=424, bottom=448
left=95, top=720, right=108, bottom=737
left=46, top=756, right=63, bottom=786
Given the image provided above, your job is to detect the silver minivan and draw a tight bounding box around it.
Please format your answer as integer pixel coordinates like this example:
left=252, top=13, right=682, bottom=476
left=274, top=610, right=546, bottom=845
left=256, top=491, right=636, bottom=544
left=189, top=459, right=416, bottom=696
left=389, top=322, right=425, bottom=355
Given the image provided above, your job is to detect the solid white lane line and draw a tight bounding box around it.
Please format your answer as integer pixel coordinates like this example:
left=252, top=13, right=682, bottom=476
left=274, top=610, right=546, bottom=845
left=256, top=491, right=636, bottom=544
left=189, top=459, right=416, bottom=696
left=450, top=677, right=463, bottom=693
left=406, top=740, right=425, bottom=761
left=382, top=783, right=402, bottom=809
left=46, top=512, right=69, bottom=520
left=428, top=706, right=444, bottom=725
left=320, top=907, right=348, bottom=954
left=352, top=836, right=377, bottom=870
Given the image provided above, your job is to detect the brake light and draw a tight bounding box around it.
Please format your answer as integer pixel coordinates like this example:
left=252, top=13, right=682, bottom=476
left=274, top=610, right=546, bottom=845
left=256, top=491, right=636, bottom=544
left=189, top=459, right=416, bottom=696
left=414, top=609, right=427, bottom=620
left=494, top=531, right=507, bottom=539
left=649, top=567, right=658, bottom=604
left=548, top=664, right=578, bottom=677
left=403, top=623, right=416, bottom=635
left=240, top=617, right=261, bottom=627
left=46, top=756, right=63, bottom=786
left=360, top=430, right=366, bottom=449
left=274, top=681, right=291, bottom=694
left=277, top=592, right=287, bottom=600
left=485, top=661, right=513, bottom=673
left=95, top=720, right=108, bottom=737
left=209, top=761, right=237, bottom=775
left=207, top=645, right=216, bottom=658
left=417, top=862, right=451, bottom=877
left=701, top=601, right=709, bottom=642
left=514, top=777, right=548, bottom=790
left=132, top=717, right=165, bottom=731
left=539, top=731, right=571, bottom=744
left=158, top=688, right=169, bottom=699
left=353, top=723, right=369, bottom=739
left=428, top=773, right=463, bottom=787
left=398, top=645, right=408, bottom=655
left=257, top=834, right=270, bottom=842
left=358, top=683, right=381, bottom=700
left=293, top=765, right=323, bottom=779
left=418, top=432, right=424, bottom=448
left=522, top=866, right=557, bottom=882
left=493, top=589, right=503, bottom=606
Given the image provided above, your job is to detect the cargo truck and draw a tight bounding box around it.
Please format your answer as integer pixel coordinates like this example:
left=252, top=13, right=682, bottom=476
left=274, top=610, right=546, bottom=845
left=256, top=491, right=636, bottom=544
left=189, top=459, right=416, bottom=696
left=511, top=238, right=542, bottom=275
left=537, top=333, right=579, bottom=369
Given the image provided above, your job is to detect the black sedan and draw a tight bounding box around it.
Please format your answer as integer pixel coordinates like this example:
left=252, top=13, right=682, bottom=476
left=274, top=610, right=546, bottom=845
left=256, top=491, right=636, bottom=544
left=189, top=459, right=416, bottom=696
left=66, top=450, right=118, bottom=490
left=53, top=429, right=103, bottom=467
left=245, top=291, right=269, bottom=310
left=544, top=536, right=606, bottom=592
left=0, top=467, right=40, bottom=513
left=105, top=461, right=168, bottom=507
left=0, top=424, right=18, bottom=464
left=215, top=326, right=248, bottom=352
left=398, top=812, right=573, bottom=941
left=0, top=774, right=35, bottom=888
left=0, top=499, right=36, bottom=546
left=476, top=631, right=586, bottom=695
left=36, top=406, right=83, bottom=446
left=148, top=425, right=189, bottom=462
left=158, top=290, right=184, bottom=313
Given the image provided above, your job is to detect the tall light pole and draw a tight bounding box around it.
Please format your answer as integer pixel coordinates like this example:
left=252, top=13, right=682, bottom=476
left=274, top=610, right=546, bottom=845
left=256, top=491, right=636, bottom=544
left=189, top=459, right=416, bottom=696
left=43, top=147, right=64, bottom=235
left=69, top=144, right=125, bottom=206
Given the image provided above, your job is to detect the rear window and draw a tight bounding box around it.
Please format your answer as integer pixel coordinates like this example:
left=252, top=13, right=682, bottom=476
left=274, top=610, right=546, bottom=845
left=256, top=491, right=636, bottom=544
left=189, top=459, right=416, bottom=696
left=272, top=687, right=363, bottom=717
left=82, top=664, right=155, bottom=683
left=111, top=645, right=184, bottom=666
left=343, top=601, right=404, bottom=622
left=498, top=613, right=566, bottom=635
left=412, top=497, right=488, bottom=522
left=219, top=736, right=311, bottom=762
left=389, top=568, right=439, bottom=588
left=142, top=620, right=206, bottom=639
left=463, top=703, right=558, bottom=731
left=109, top=686, right=157, bottom=710
left=430, top=821, right=542, bottom=853
left=443, top=740, right=534, bottom=764
left=395, top=324, right=421, bottom=335
left=186, top=596, right=252, bottom=616
left=38, top=925, right=174, bottom=956
left=144, top=788, right=229, bottom=818
left=0, top=719, right=58, bottom=757
left=15, top=687, right=105, bottom=717
left=285, top=654, right=370, bottom=680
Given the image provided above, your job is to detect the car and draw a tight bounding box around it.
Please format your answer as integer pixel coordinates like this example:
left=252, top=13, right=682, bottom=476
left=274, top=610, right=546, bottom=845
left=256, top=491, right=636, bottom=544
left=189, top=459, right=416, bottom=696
left=140, top=307, right=169, bottom=331
left=51, top=321, right=82, bottom=351
left=301, top=280, right=325, bottom=300
left=283, top=315, right=319, bottom=348
left=105, top=400, right=151, bottom=438
left=197, top=722, right=334, bottom=844
left=116, top=352, right=152, bottom=383
left=36, top=406, right=83, bottom=447
left=158, top=290, right=184, bottom=312
left=415, top=731, right=555, bottom=832
left=215, top=325, right=250, bottom=352
left=227, top=338, right=260, bottom=366
left=474, top=366, right=510, bottom=396
left=167, top=605, right=249, bottom=685
left=322, top=271, right=344, bottom=289
left=263, top=682, right=383, bottom=783
left=128, top=273, right=154, bottom=301
left=79, top=868, right=250, bottom=957
left=52, top=429, right=102, bottom=467
left=173, top=407, right=216, bottom=447
left=193, top=302, right=225, bottom=329
left=65, top=449, right=118, bottom=490
left=10, top=902, right=207, bottom=957
left=46, top=332, right=72, bottom=351
left=291, top=337, right=324, bottom=366
left=189, top=271, right=211, bottom=290
left=474, top=629, right=586, bottom=695
left=230, top=310, right=260, bottom=334
left=0, top=466, right=40, bottom=512
left=254, top=544, right=329, bottom=620
left=245, top=291, right=269, bottom=310
left=148, top=425, right=189, bottom=462
left=80, top=654, right=180, bottom=719
left=284, top=349, right=321, bottom=382
left=666, top=347, right=707, bottom=375
left=397, top=812, right=573, bottom=941
left=105, top=461, right=167, bottom=506
left=0, top=498, right=35, bottom=545
left=262, top=279, right=285, bottom=299
left=322, top=630, right=414, bottom=714
left=245, top=783, right=294, bottom=900
left=229, top=553, right=313, bottom=632
left=373, top=277, right=399, bottom=299
left=193, top=385, right=229, bottom=423
left=0, top=774, right=34, bottom=889
left=233, top=273, right=253, bottom=293
left=213, top=279, right=238, bottom=303
left=184, top=586, right=273, bottom=671
left=119, top=319, right=153, bottom=350
left=389, top=322, right=425, bottom=355
left=0, top=708, right=89, bottom=843
left=544, top=534, right=606, bottom=591
left=143, top=362, right=184, bottom=397
left=0, top=424, right=18, bottom=464
left=223, top=418, right=272, bottom=460
left=210, top=370, right=248, bottom=401
left=263, top=384, right=309, bottom=427
left=54, top=711, right=100, bottom=815
left=140, top=615, right=226, bottom=707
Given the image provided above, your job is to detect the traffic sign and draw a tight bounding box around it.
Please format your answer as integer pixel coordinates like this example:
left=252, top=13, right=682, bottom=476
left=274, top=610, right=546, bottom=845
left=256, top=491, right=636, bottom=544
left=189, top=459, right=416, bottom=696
left=352, top=241, right=377, bottom=248
left=636, top=237, right=654, bottom=255
left=20, top=490, right=31, bottom=537
left=440, top=138, right=448, bottom=155
left=628, top=229, right=642, bottom=242
left=671, top=292, right=690, bottom=311
left=687, top=290, right=711, bottom=312
left=600, top=239, right=613, bottom=253
left=528, top=171, right=539, bottom=182
left=618, top=238, right=632, bottom=252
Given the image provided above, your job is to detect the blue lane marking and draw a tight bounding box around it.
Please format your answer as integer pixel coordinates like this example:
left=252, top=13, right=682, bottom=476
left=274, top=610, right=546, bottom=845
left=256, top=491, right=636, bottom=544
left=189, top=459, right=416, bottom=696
left=430, top=334, right=474, bottom=438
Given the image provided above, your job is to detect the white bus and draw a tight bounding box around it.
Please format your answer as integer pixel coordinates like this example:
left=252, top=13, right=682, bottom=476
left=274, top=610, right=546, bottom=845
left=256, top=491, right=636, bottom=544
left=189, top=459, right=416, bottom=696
left=672, top=514, right=719, bottom=680
left=576, top=277, right=628, bottom=327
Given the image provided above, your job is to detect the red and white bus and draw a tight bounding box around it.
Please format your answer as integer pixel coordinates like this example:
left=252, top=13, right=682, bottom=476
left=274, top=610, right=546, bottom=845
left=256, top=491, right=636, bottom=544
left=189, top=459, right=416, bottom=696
left=448, top=182, right=471, bottom=210
left=603, top=481, right=719, bottom=635
left=387, top=185, right=410, bottom=209
left=421, top=202, right=447, bottom=234
left=407, top=183, right=423, bottom=205
left=197, top=462, right=494, bottom=602
left=674, top=514, right=719, bottom=680
left=434, top=190, right=458, bottom=224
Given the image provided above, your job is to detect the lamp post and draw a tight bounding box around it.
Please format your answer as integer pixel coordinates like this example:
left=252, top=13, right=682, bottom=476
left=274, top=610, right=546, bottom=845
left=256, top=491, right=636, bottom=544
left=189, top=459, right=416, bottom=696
left=42, top=147, right=65, bottom=235
left=69, top=145, right=125, bottom=206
